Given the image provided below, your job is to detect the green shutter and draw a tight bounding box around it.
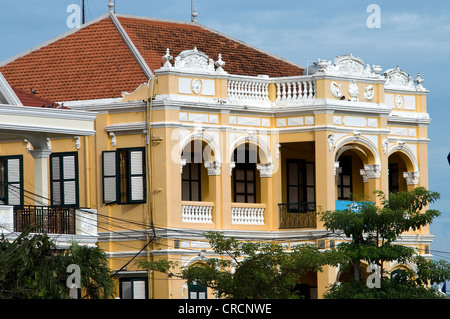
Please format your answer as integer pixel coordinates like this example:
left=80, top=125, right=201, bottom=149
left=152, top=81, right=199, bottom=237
left=50, top=152, right=79, bottom=207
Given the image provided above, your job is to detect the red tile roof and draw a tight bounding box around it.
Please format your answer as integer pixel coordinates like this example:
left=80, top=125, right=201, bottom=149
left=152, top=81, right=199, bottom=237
left=0, top=14, right=304, bottom=102
left=11, top=86, right=63, bottom=108
left=118, top=16, right=304, bottom=78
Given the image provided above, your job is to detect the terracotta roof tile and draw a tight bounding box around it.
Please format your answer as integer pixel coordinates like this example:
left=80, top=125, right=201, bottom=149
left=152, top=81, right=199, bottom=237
left=119, top=17, right=304, bottom=77
left=0, top=17, right=148, bottom=102
left=0, top=15, right=304, bottom=102
left=11, top=85, right=63, bottom=108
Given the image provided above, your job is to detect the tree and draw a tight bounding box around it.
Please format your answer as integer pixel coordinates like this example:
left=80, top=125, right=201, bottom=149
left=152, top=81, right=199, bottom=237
left=138, top=231, right=343, bottom=299
left=0, top=227, right=115, bottom=299
left=320, top=187, right=449, bottom=299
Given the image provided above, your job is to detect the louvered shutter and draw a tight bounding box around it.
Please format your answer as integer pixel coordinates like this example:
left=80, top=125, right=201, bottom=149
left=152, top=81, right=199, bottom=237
left=50, top=153, right=79, bottom=207
left=128, top=149, right=145, bottom=203
left=102, top=151, right=117, bottom=203
left=63, top=155, right=77, bottom=205
left=6, top=157, right=23, bottom=206
left=51, top=156, right=61, bottom=205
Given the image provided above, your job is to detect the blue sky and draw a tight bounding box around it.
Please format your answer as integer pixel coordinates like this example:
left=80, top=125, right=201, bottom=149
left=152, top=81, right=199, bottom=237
left=0, top=0, right=449, bottom=261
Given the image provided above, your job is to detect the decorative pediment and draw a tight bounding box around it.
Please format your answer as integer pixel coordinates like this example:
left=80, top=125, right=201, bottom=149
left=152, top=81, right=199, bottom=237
left=333, top=54, right=366, bottom=75
left=383, top=66, right=415, bottom=90
left=174, top=47, right=215, bottom=73
left=314, top=54, right=379, bottom=77
left=159, top=47, right=227, bottom=75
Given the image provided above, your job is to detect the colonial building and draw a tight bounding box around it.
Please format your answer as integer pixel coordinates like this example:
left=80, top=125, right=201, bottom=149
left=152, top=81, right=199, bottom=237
left=0, top=3, right=432, bottom=299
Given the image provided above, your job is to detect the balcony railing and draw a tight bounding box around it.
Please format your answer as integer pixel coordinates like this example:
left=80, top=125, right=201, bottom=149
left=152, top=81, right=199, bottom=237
left=279, top=202, right=316, bottom=229
left=227, top=75, right=316, bottom=106
left=14, top=206, right=76, bottom=234
left=231, top=203, right=265, bottom=225
left=182, top=201, right=214, bottom=224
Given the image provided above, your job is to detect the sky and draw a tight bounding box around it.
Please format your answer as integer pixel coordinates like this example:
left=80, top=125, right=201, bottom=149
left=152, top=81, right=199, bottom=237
left=0, top=0, right=449, bottom=261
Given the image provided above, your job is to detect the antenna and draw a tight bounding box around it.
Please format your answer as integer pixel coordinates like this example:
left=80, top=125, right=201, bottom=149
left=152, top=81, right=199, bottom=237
left=82, top=0, right=85, bottom=24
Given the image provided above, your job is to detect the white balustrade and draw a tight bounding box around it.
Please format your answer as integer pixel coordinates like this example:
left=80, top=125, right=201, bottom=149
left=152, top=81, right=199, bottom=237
left=231, top=205, right=265, bottom=225
left=275, top=79, right=316, bottom=101
left=227, top=75, right=316, bottom=105
left=182, top=203, right=214, bottom=224
left=228, top=78, right=270, bottom=102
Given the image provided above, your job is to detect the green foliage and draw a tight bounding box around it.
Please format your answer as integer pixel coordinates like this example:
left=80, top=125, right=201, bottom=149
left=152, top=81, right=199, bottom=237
left=0, top=227, right=115, bottom=299
left=324, top=277, right=445, bottom=299
left=138, top=231, right=343, bottom=299
left=320, top=187, right=450, bottom=299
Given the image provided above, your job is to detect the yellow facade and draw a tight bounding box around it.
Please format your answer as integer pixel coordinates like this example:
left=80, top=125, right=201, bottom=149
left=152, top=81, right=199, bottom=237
left=0, top=51, right=433, bottom=299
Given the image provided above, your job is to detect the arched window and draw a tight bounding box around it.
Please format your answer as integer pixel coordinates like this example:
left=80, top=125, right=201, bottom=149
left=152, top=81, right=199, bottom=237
left=232, top=143, right=258, bottom=203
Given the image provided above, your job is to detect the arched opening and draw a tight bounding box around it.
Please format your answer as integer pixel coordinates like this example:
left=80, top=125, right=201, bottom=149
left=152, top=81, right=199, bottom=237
left=334, top=139, right=379, bottom=207
left=181, top=139, right=214, bottom=202
left=231, top=142, right=261, bottom=203
left=335, top=148, right=366, bottom=202
left=388, top=150, right=417, bottom=195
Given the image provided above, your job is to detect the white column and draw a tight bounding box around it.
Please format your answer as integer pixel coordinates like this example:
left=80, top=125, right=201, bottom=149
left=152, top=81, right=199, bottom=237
left=29, top=149, right=52, bottom=206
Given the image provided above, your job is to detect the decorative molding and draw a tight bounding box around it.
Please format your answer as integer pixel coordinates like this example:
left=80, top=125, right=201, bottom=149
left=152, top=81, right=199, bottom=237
left=229, top=161, right=235, bottom=176
left=180, top=158, right=187, bottom=174
left=74, top=136, right=80, bottom=150
left=383, top=66, right=415, bottom=91
left=364, top=85, right=375, bottom=100
left=256, top=162, right=274, bottom=178
left=403, top=171, right=419, bottom=185
left=395, top=95, right=404, bottom=109
left=315, top=54, right=377, bottom=77
left=204, top=161, right=221, bottom=175
left=382, top=139, right=388, bottom=154
left=330, top=81, right=342, bottom=98
left=348, top=80, right=359, bottom=102
left=334, top=161, right=342, bottom=177
left=327, top=134, right=334, bottom=151
left=360, top=164, right=381, bottom=182
left=109, top=132, right=116, bottom=147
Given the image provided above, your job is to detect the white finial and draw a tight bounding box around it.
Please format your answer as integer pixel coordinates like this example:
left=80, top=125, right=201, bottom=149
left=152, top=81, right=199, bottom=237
left=192, top=4, right=198, bottom=22
left=108, top=0, right=114, bottom=13
left=162, top=48, right=173, bottom=68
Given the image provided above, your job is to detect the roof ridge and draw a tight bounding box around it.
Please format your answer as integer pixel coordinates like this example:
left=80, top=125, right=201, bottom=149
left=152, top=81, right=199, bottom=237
left=0, top=13, right=111, bottom=67
left=109, top=13, right=154, bottom=79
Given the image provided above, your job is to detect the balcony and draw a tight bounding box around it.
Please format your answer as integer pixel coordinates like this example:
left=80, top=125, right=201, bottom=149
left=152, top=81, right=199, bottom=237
left=0, top=205, right=97, bottom=237
left=279, top=202, right=316, bottom=229
left=231, top=203, right=265, bottom=225
left=14, top=206, right=76, bottom=234
left=181, top=201, right=214, bottom=224
left=227, top=75, right=316, bottom=107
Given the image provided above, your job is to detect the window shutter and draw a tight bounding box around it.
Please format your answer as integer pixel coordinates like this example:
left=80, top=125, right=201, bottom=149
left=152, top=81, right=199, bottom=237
left=63, top=155, right=77, bottom=205
left=102, top=151, right=117, bottom=203
left=306, top=162, right=315, bottom=202
left=6, top=157, right=22, bottom=206
left=128, top=149, right=145, bottom=203
left=50, top=153, right=79, bottom=207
